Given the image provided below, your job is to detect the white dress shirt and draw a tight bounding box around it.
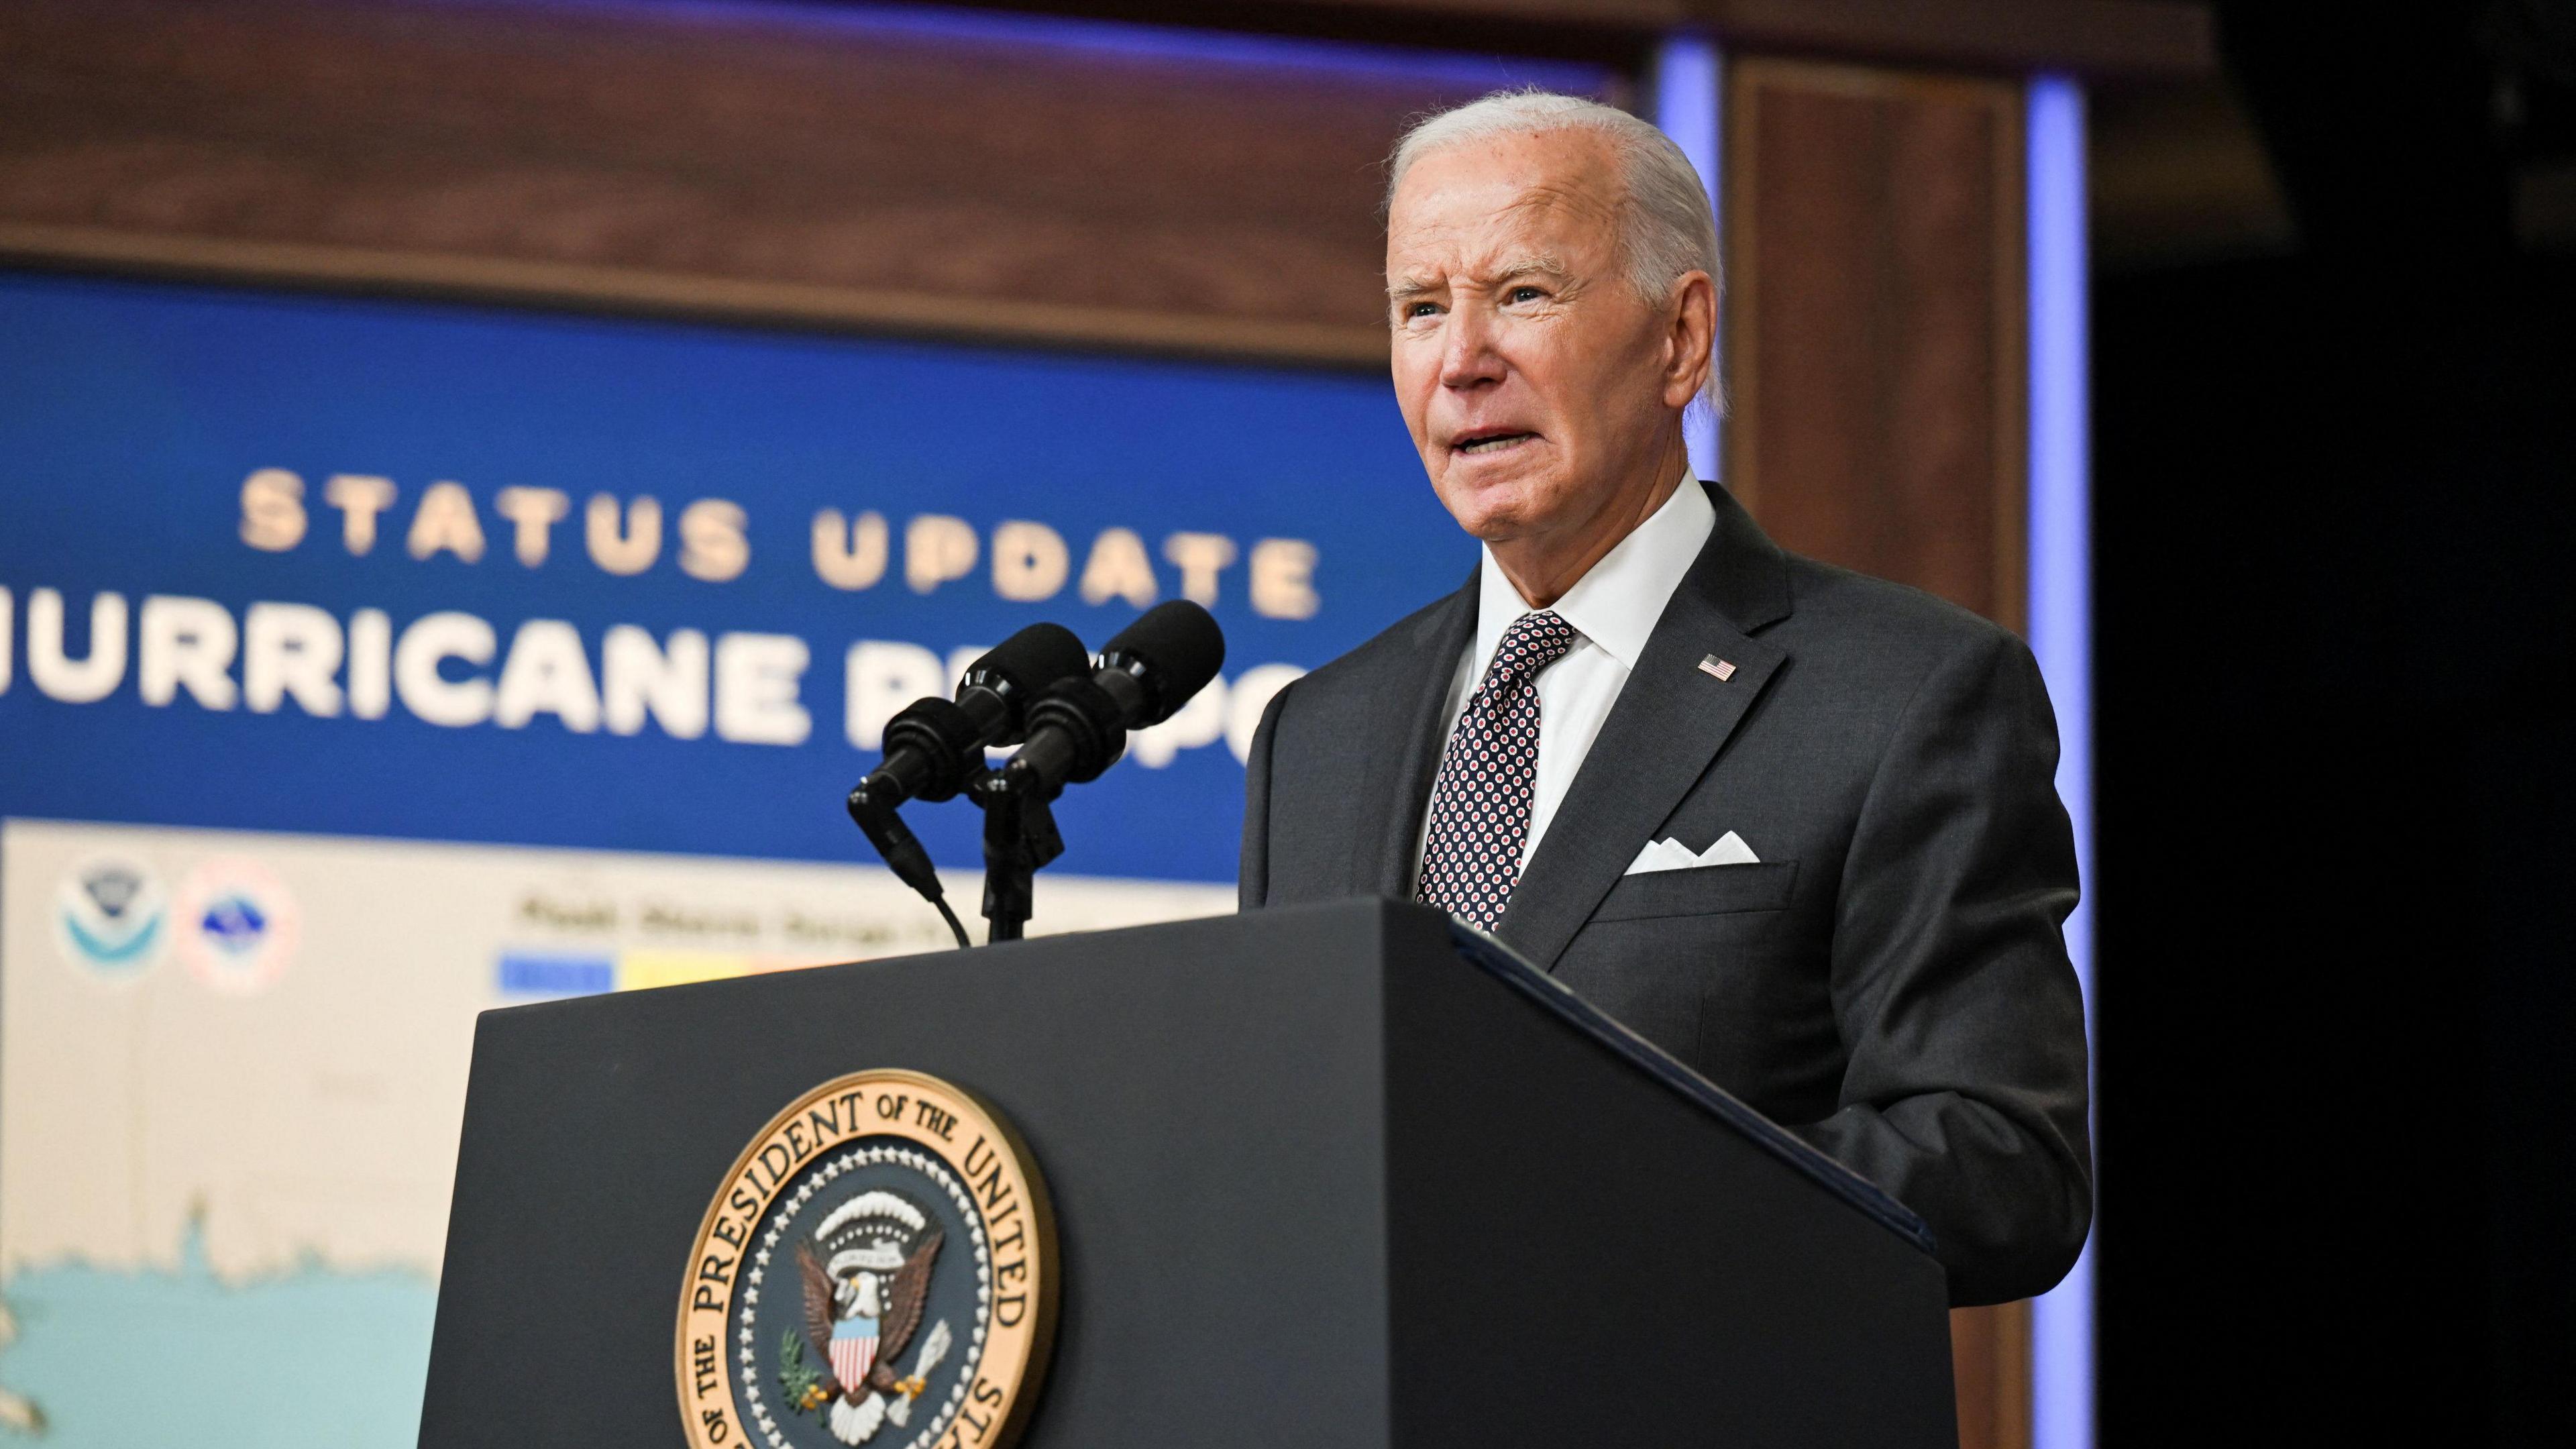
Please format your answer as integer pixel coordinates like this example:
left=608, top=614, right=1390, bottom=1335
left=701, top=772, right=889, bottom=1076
left=1415, top=472, right=1717, bottom=877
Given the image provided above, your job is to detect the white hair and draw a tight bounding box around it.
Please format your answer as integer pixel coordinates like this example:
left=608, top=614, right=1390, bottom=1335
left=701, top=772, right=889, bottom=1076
left=1387, top=90, right=1723, bottom=405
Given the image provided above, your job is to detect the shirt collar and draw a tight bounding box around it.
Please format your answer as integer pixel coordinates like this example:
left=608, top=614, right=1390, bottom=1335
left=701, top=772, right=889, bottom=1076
left=1472, top=468, right=1716, bottom=676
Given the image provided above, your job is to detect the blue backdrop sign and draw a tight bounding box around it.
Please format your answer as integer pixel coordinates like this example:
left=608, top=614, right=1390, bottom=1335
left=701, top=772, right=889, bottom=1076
left=0, top=272, right=1473, bottom=1448
left=0, top=274, right=1470, bottom=880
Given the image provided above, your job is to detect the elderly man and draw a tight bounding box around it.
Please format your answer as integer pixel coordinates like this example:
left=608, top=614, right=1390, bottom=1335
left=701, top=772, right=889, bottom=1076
left=1239, top=92, right=2090, bottom=1307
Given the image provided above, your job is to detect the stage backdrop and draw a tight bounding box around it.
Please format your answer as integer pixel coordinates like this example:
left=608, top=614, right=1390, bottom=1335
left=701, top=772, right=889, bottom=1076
left=0, top=272, right=1466, bottom=1444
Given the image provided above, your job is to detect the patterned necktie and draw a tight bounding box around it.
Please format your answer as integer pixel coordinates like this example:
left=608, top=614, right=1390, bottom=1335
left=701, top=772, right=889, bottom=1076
left=1416, top=609, right=1580, bottom=930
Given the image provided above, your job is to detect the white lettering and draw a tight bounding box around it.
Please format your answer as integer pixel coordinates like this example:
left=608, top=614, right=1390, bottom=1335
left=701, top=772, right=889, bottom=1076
left=239, top=468, right=307, bottom=551
left=494, top=486, right=572, bottom=566
left=243, top=602, right=345, bottom=715
left=347, top=608, right=392, bottom=720
left=1078, top=528, right=1157, bottom=608
left=991, top=520, right=1069, bottom=602
left=587, top=494, right=661, bottom=575
left=1249, top=539, right=1320, bottom=620
left=493, top=619, right=601, bottom=731
left=325, top=474, right=398, bottom=555
left=679, top=499, right=750, bottom=582
left=394, top=610, right=496, bottom=727
left=812, top=509, right=889, bottom=591
left=714, top=633, right=809, bottom=745
left=844, top=640, right=945, bottom=751
left=904, top=515, right=978, bottom=594
left=138, top=596, right=239, bottom=710
left=1163, top=532, right=1237, bottom=608
left=602, top=625, right=709, bottom=739
left=407, top=481, right=487, bottom=563
left=27, top=590, right=126, bottom=703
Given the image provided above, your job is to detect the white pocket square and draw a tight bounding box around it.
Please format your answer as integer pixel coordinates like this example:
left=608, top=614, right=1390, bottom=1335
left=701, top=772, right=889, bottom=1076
left=1623, top=830, right=1760, bottom=875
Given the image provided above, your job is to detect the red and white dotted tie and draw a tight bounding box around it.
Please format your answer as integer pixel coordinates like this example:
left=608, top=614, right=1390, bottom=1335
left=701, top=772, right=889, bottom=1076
left=1415, top=610, right=1579, bottom=931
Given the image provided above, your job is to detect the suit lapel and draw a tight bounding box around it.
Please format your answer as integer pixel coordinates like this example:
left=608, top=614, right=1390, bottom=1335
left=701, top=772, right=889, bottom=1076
left=1495, top=484, right=1795, bottom=971
left=1352, top=576, right=1477, bottom=898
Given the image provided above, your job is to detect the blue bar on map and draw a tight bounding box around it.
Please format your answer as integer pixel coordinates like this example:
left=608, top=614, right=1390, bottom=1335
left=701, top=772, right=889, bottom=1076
left=496, top=953, right=616, bottom=998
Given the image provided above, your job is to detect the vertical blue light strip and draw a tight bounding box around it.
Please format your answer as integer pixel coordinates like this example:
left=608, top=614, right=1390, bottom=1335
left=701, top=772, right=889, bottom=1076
left=1652, top=33, right=1724, bottom=482
left=2025, top=73, right=2095, bottom=1449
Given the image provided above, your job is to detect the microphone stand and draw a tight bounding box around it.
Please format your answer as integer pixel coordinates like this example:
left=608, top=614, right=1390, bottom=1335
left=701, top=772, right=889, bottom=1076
left=853, top=602, right=1217, bottom=946
left=966, top=763, right=1063, bottom=943
left=846, top=789, right=973, bottom=950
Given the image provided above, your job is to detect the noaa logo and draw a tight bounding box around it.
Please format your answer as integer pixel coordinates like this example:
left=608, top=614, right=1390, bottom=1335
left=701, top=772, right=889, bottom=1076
left=678, top=1070, right=1056, bottom=1449
left=172, top=857, right=300, bottom=995
left=51, top=856, right=168, bottom=979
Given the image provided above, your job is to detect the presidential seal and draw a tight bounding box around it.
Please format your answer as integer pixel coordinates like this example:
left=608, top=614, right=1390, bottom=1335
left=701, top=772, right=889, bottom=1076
left=677, top=1070, right=1057, bottom=1449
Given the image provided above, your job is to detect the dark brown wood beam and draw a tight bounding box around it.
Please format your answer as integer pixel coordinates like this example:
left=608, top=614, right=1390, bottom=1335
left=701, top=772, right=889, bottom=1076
left=962, top=0, right=2215, bottom=78
left=3, top=0, right=1630, bottom=364
left=1688, top=0, right=2212, bottom=77
left=0, top=0, right=2209, bottom=367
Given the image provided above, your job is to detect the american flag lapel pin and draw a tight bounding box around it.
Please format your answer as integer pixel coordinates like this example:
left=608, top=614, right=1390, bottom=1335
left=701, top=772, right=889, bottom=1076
left=1697, top=655, right=1737, bottom=682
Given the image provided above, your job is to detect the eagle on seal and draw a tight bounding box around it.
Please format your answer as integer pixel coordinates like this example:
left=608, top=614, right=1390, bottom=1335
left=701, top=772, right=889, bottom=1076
left=794, top=1189, right=950, bottom=1445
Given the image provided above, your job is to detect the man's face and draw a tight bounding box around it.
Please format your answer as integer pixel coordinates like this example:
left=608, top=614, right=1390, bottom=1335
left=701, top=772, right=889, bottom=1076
left=1386, top=129, right=1684, bottom=546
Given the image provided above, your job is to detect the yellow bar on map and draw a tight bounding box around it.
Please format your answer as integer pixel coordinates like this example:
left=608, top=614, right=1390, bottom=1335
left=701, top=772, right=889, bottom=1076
left=616, top=949, right=753, bottom=992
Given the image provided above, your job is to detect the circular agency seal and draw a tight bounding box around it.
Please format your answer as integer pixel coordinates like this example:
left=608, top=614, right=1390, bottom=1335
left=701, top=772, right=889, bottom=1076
left=51, top=854, right=169, bottom=981
left=678, top=1070, right=1057, bottom=1449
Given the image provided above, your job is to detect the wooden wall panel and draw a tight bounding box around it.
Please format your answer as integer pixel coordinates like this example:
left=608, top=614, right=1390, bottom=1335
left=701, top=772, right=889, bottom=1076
left=1951, top=1296, right=2034, bottom=1449
left=938, top=1, right=2213, bottom=79
left=0, top=0, right=1617, bottom=362
left=1720, top=55, right=2035, bottom=1449
left=1724, top=58, right=2027, bottom=631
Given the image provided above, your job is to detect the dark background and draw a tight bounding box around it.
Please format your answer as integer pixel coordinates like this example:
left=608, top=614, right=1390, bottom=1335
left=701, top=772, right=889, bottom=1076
left=2098, top=3, right=2575, bottom=1442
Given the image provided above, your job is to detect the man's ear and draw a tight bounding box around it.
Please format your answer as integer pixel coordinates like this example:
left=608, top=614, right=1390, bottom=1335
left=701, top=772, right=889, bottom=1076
left=1662, top=271, right=1719, bottom=409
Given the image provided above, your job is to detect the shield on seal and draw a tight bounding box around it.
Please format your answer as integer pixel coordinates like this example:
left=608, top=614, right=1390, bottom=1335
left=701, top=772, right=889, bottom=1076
left=830, top=1315, right=880, bottom=1388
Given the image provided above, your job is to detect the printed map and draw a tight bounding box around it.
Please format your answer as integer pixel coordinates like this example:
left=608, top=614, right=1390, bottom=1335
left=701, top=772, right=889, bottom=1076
left=0, top=818, right=1230, bottom=1444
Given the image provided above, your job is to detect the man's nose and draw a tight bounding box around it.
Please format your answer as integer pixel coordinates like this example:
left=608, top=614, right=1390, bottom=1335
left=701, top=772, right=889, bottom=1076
left=1438, top=305, right=1505, bottom=390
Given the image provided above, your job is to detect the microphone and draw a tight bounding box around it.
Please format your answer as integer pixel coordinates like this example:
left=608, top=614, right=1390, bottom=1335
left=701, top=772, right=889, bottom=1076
left=1005, top=600, right=1226, bottom=798
left=849, top=622, right=1091, bottom=810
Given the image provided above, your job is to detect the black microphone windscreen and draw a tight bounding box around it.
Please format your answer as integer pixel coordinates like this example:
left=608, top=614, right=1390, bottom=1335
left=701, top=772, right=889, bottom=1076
left=969, top=622, right=1090, bottom=699
left=1102, top=600, right=1226, bottom=725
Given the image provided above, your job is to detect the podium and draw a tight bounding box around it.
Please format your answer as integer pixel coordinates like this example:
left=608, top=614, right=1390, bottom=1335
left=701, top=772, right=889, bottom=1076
left=418, top=898, right=1956, bottom=1447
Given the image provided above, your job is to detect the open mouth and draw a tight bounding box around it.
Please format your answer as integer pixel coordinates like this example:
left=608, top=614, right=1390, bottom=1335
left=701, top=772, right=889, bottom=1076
left=1452, top=430, right=1538, bottom=457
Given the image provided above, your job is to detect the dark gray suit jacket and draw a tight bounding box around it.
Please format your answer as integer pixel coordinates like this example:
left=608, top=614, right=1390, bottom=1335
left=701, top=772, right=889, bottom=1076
left=1240, top=482, right=2091, bottom=1306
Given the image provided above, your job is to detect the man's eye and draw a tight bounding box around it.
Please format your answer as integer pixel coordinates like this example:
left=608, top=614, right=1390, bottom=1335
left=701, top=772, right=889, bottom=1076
left=1508, top=286, right=1546, bottom=304
left=1406, top=302, right=1442, bottom=319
